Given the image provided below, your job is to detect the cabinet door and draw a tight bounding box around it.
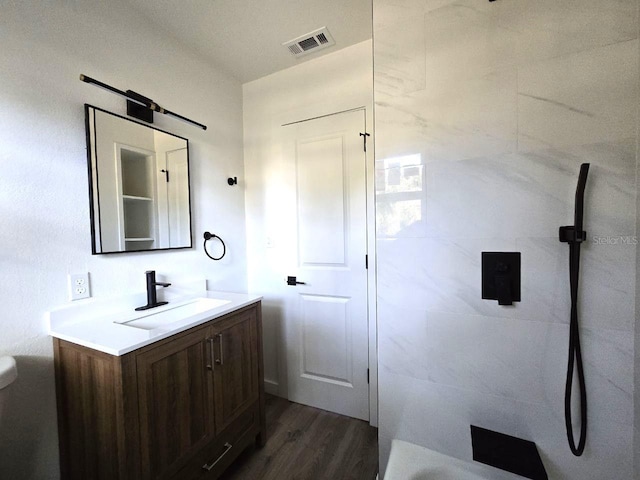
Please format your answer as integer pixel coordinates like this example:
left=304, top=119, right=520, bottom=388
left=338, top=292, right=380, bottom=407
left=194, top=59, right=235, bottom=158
left=212, top=308, right=260, bottom=434
left=136, top=326, right=215, bottom=479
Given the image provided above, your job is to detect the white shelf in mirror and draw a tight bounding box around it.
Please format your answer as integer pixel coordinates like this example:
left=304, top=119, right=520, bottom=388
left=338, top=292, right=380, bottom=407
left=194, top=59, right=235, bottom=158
left=123, top=195, right=153, bottom=202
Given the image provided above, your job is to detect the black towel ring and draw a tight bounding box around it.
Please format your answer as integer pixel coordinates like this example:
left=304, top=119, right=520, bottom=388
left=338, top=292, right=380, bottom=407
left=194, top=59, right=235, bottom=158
left=203, top=231, right=226, bottom=261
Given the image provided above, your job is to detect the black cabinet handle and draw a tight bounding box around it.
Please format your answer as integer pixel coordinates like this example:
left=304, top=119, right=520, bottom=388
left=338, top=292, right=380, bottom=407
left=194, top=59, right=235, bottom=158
left=206, top=338, right=214, bottom=371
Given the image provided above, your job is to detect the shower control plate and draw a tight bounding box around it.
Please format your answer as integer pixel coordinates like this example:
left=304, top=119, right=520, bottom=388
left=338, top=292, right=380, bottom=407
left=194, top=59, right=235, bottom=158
left=481, top=252, right=521, bottom=305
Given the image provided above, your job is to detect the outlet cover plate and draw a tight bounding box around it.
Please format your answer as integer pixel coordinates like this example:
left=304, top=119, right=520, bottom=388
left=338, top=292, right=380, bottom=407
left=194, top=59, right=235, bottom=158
left=69, top=273, right=91, bottom=301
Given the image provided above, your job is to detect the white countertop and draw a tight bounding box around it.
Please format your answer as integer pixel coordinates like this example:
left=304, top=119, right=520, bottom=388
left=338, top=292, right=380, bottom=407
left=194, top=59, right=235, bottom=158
left=48, top=289, right=262, bottom=356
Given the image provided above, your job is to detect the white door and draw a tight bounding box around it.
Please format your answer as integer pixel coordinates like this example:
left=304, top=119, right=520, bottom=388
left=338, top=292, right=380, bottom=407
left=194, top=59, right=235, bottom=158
left=166, top=148, right=189, bottom=247
left=283, top=109, right=369, bottom=421
left=156, top=148, right=189, bottom=248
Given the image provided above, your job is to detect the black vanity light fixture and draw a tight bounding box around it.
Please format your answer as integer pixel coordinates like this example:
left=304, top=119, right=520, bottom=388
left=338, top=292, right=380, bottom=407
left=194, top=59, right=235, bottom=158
left=79, top=74, right=207, bottom=130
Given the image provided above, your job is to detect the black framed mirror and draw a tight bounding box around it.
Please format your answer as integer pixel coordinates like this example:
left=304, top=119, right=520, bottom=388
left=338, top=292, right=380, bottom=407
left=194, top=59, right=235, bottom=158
left=85, top=105, right=192, bottom=254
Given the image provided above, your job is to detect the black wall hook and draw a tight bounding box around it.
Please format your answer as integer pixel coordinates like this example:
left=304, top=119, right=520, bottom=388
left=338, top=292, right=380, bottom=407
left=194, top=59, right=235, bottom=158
left=227, top=177, right=237, bottom=186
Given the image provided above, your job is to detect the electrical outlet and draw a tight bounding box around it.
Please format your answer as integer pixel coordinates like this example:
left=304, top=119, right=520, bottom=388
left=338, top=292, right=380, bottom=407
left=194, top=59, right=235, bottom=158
left=69, top=273, right=91, bottom=301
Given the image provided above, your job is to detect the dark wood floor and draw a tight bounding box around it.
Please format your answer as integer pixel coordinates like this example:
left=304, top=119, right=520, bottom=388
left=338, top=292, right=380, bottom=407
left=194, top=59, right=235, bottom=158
left=219, top=395, right=379, bottom=480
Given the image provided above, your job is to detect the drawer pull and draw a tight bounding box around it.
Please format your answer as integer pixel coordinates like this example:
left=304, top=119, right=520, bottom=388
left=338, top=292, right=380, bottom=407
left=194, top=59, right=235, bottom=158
left=202, top=442, right=233, bottom=471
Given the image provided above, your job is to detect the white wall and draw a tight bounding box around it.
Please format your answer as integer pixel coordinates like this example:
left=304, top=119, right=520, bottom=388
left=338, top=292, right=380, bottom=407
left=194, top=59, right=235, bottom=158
left=243, top=40, right=375, bottom=416
left=0, top=2, right=246, bottom=478
left=374, top=1, right=637, bottom=479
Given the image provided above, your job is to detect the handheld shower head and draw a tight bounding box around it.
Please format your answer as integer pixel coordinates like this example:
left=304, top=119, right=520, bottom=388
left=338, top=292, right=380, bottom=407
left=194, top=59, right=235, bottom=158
left=574, top=163, right=590, bottom=234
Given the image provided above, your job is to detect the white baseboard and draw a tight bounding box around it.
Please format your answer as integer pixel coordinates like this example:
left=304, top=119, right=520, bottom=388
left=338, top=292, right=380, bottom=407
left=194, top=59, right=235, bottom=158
left=264, top=379, right=279, bottom=396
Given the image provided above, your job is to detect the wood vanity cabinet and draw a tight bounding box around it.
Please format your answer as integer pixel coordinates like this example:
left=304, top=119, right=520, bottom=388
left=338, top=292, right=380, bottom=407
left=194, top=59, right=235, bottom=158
left=53, top=302, right=265, bottom=480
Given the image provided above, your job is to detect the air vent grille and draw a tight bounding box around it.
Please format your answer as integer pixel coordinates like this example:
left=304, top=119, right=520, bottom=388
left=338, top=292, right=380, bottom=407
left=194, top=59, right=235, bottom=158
left=298, top=37, right=319, bottom=51
left=283, top=27, right=335, bottom=58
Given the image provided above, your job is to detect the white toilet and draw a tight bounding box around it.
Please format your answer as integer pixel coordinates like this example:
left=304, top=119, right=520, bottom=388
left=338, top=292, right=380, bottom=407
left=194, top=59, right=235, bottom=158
left=0, top=356, right=18, bottom=419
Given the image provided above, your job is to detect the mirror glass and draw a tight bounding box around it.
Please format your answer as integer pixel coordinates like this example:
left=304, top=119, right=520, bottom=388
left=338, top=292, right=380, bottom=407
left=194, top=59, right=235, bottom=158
left=85, top=105, right=192, bottom=254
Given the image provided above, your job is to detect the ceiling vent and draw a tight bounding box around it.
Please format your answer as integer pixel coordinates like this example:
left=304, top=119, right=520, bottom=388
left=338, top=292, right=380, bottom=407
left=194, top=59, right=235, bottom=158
left=283, top=27, right=336, bottom=58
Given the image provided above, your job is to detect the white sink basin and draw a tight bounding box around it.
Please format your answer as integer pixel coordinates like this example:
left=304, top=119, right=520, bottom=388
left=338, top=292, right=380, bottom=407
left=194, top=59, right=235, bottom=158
left=115, top=297, right=231, bottom=331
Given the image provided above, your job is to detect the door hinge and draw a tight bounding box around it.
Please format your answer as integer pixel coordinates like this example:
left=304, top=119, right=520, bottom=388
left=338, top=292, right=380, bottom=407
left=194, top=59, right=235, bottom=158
left=367, top=368, right=370, bottom=384
left=359, top=132, right=370, bottom=152
left=365, top=254, right=368, bottom=270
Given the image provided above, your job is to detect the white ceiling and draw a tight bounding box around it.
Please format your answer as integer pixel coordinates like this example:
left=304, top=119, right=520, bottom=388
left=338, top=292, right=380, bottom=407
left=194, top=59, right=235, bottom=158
left=125, top=0, right=373, bottom=84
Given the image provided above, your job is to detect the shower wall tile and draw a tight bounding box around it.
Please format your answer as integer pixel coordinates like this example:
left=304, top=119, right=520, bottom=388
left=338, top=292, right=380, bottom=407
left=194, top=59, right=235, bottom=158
left=374, top=0, right=638, bottom=477
left=518, top=40, right=639, bottom=152
left=378, top=234, right=636, bottom=331
left=377, top=237, right=518, bottom=317
left=516, top=236, right=637, bottom=332
left=377, top=303, right=429, bottom=381
left=375, top=96, right=637, bottom=326
left=378, top=68, right=519, bottom=163
left=418, top=0, right=638, bottom=70
left=378, top=300, right=634, bottom=423
left=421, top=313, right=549, bottom=403
left=373, top=76, right=519, bottom=165
left=422, top=3, right=520, bottom=83
left=378, top=370, right=534, bottom=470
left=378, top=304, right=548, bottom=403
left=424, top=155, right=570, bottom=239
left=514, top=238, right=570, bottom=324
left=422, top=68, right=518, bottom=163
left=424, top=140, right=636, bottom=239
left=579, top=240, right=636, bottom=331
left=497, top=0, right=638, bottom=63
left=542, top=326, right=635, bottom=427
left=374, top=9, right=425, bottom=96
left=373, top=94, right=430, bottom=161
left=378, top=370, right=633, bottom=479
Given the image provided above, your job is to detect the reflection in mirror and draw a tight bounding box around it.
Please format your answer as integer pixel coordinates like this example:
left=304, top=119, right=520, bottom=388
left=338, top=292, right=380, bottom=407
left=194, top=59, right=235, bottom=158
left=376, top=153, right=426, bottom=237
left=85, top=105, right=192, bottom=254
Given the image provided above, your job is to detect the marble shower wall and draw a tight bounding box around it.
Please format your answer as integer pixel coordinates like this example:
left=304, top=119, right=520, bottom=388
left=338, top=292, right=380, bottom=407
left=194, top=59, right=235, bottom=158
left=373, top=1, right=638, bottom=478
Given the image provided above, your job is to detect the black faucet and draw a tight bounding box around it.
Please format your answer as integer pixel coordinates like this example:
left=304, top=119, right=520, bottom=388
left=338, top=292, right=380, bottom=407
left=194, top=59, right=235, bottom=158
left=135, top=270, right=172, bottom=311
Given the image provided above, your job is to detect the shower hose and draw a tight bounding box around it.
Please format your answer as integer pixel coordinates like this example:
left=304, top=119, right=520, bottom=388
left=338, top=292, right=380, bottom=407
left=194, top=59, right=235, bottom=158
left=565, top=239, right=587, bottom=456
left=562, top=162, right=589, bottom=457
